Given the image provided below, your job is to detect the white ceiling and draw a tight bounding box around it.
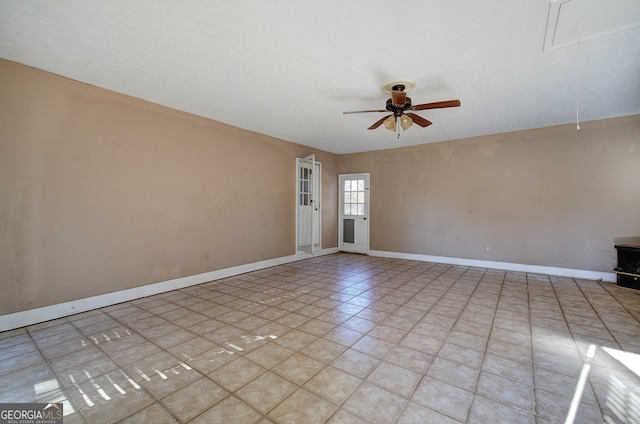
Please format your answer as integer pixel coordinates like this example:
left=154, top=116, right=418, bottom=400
left=1, top=0, right=639, bottom=154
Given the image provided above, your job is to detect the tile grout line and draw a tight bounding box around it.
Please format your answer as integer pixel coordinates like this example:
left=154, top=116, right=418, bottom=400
left=390, top=264, right=487, bottom=423
left=5, top=254, right=638, bottom=423
left=25, top=323, right=90, bottom=424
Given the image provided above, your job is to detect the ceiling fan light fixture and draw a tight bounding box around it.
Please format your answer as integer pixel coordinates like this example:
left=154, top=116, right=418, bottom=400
left=400, top=114, right=413, bottom=130
left=383, top=115, right=396, bottom=131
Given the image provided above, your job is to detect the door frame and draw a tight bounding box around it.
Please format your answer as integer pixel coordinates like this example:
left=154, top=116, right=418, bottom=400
left=296, top=155, right=322, bottom=254
left=312, top=160, right=322, bottom=252
left=338, top=173, right=370, bottom=254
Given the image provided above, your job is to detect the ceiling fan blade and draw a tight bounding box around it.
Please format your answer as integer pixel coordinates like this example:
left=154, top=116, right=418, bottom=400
left=410, top=99, right=461, bottom=111
left=391, top=90, right=407, bottom=107
left=405, top=113, right=432, bottom=127
left=368, top=115, right=392, bottom=130
left=343, top=109, right=387, bottom=114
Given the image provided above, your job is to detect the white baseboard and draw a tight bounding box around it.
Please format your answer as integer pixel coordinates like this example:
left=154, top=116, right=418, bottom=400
left=2, top=247, right=612, bottom=332
left=368, top=250, right=616, bottom=283
left=0, top=248, right=338, bottom=332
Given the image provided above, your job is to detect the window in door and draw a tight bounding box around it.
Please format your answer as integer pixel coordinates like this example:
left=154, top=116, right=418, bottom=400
left=344, top=179, right=365, bottom=216
left=299, top=167, right=312, bottom=207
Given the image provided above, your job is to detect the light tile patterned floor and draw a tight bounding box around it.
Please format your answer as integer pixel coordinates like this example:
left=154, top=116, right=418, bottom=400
left=1, top=253, right=640, bottom=423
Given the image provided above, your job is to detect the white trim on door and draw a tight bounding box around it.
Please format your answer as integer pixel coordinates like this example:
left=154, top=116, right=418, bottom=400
left=312, top=161, right=322, bottom=253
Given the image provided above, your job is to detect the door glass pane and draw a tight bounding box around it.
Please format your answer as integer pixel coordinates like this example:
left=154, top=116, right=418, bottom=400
left=342, top=178, right=366, bottom=216
left=343, top=219, right=355, bottom=243
left=300, top=163, right=314, bottom=206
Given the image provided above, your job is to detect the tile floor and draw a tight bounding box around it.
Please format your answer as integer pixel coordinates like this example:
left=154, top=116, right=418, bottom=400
left=1, top=253, right=640, bottom=423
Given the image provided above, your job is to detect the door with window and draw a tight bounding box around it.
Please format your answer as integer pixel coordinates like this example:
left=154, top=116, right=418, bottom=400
left=297, top=155, right=321, bottom=254
left=339, top=173, right=370, bottom=254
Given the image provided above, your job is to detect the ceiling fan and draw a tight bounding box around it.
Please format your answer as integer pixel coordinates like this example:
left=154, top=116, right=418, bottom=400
left=343, top=79, right=460, bottom=136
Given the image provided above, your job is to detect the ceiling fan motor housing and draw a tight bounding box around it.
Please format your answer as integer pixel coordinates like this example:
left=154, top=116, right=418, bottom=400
left=385, top=98, right=412, bottom=115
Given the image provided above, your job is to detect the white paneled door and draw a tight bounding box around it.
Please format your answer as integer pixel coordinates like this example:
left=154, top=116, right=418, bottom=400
left=297, top=155, right=321, bottom=254
left=339, top=173, right=370, bottom=254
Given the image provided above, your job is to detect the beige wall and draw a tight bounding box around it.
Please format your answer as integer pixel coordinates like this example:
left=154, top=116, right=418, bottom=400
left=2, top=58, right=639, bottom=317
left=0, top=59, right=337, bottom=315
left=338, top=115, right=640, bottom=273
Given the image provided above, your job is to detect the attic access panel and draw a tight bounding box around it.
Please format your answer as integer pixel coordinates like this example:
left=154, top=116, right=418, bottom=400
left=544, top=0, right=640, bottom=50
